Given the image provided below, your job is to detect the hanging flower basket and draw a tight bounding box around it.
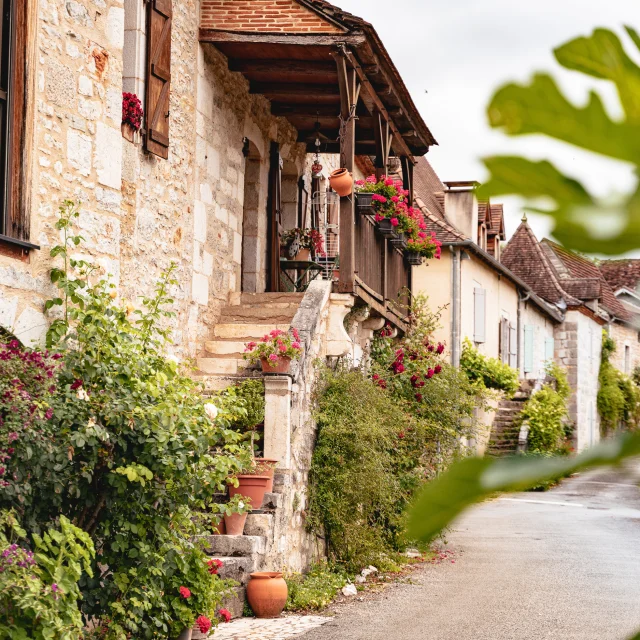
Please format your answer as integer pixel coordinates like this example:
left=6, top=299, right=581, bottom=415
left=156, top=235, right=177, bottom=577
left=391, top=232, right=407, bottom=249
left=405, top=251, right=423, bottom=266
left=355, top=192, right=374, bottom=214
left=376, top=218, right=398, bottom=240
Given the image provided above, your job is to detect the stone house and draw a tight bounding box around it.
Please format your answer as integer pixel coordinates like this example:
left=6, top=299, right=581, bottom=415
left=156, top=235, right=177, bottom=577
left=500, top=220, right=635, bottom=451
left=0, top=0, right=440, bottom=595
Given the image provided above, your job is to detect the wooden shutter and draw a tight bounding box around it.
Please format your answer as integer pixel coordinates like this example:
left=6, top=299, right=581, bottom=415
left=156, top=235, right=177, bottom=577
left=509, top=324, right=518, bottom=368
left=524, top=325, right=534, bottom=373
left=473, top=288, right=486, bottom=343
left=267, top=142, right=282, bottom=292
left=545, top=337, right=555, bottom=362
left=499, top=317, right=509, bottom=363
left=145, top=0, right=172, bottom=159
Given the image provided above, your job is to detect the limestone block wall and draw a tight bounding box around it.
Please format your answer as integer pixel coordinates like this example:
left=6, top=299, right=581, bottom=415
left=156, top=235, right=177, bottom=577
left=608, top=322, right=640, bottom=376
left=555, top=310, right=602, bottom=451
left=0, top=0, right=308, bottom=357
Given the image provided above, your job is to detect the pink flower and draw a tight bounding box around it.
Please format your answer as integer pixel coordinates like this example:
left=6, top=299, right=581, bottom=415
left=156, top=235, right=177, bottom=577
left=279, top=344, right=287, bottom=353
left=269, top=354, right=278, bottom=362
left=355, top=179, right=365, bottom=186
left=219, top=609, right=232, bottom=623
left=196, top=616, right=212, bottom=634
left=292, top=342, right=302, bottom=350
left=395, top=363, right=405, bottom=374
left=45, top=408, right=53, bottom=420
left=207, top=559, right=224, bottom=575
left=70, top=379, right=83, bottom=390
left=391, top=196, right=399, bottom=203
left=292, top=328, right=300, bottom=341
left=390, top=217, right=399, bottom=227
left=245, top=342, right=257, bottom=352
left=435, top=365, right=442, bottom=374
left=436, top=344, right=445, bottom=355
left=418, top=232, right=427, bottom=239
left=426, top=369, right=435, bottom=379
left=374, top=213, right=384, bottom=222
left=179, top=586, right=191, bottom=599
left=384, top=178, right=394, bottom=186
left=366, top=175, right=377, bottom=184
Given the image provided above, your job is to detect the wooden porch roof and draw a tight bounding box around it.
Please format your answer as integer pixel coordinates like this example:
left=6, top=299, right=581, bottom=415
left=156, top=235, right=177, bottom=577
left=199, top=1, right=437, bottom=159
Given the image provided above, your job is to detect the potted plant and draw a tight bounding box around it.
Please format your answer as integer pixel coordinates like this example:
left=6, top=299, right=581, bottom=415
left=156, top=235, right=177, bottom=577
left=122, top=92, right=143, bottom=143
left=405, top=232, right=441, bottom=265
left=281, top=228, right=326, bottom=261
left=355, top=190, right=374, bottom=213
left=218, top=494, right=253, bottom=536
left=244, top=328, right=303, bottom=374
left=246, top=572, right=289, bottom=619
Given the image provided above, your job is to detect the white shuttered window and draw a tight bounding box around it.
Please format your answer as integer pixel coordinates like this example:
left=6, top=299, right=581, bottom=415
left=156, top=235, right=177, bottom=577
left=474, top=288, right=486, bottom=343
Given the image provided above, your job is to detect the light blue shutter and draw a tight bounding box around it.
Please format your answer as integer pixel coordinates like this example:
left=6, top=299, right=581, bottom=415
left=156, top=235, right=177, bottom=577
left=545, top=337, right=555, bottom=362
left=474, top=288, right=486, bottom=343
left=509, top=324, right=518, bottom=368
left=524, top=325, right=534, bottom=373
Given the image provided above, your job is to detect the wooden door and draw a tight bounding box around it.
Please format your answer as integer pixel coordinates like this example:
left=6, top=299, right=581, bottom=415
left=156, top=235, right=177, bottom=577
left=267, top=141, right=282, bottom=292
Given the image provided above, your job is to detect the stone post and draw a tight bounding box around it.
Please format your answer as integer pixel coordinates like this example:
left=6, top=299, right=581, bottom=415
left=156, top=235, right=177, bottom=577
left=263, top=376, right=293, bottom=467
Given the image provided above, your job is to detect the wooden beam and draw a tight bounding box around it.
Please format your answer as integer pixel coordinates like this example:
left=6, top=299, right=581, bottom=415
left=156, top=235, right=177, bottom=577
left=341, top=49, right=415, bottom=162
left=199, top=29, right=367, bottom=47
left=401, top=156, right=414, bottom=204
left=229, top=59, right=337, bottom=78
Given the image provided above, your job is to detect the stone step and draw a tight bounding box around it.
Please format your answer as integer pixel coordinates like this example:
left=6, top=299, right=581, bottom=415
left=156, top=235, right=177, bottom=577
left=213, top=323, right=291, bottom=340
left=220, top=586, right=245, bottom=621
left=200, top=535, right=267, bottom=557
left=196, top=357, right=253, bottom=376
left=230, top=292, right=305, bottom=306
left=499, top=400, right=527, bottom=409
left=198, top=373, right=262, bottom=392
left=220, top=306, right=299, bottom=323
left=210, top=556, right=258, bottom=585
left=204, top=340, right=248, bottom=357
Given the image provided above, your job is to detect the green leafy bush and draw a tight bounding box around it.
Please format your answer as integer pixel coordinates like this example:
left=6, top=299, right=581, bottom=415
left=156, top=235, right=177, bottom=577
left=0, top=202, right=249, bottom=638
left=518, top=363, right=571, bottom=454
left=460, top=338, right=519, bottom=396
left=285, top=563, right=348, bottom=612
left=598, top=334, right=640, bottom=434
left=308, top=297, right=481, bottom=572
left=0, top=510, right=94, bottom=640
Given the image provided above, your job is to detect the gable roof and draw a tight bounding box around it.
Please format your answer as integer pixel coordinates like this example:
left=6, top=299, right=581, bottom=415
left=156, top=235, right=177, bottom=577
left=413, top=157, right=446, bottom=218
left=488, top=204, right=506, bottom=240
left=599, top=259, right=640, bottom=293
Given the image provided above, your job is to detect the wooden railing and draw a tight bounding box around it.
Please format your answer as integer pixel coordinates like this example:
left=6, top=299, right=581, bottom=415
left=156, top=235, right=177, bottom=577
left=352, top=212, right=411, bottom=323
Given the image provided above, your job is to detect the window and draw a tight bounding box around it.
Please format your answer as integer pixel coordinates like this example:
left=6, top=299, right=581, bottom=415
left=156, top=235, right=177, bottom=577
left=545, top=337, right=555, bottom=362
left=473, top=286, right=486, bottom=344
left=0, top=0, right=31, bottom=247
left=524, top=325, right=534, bottom=374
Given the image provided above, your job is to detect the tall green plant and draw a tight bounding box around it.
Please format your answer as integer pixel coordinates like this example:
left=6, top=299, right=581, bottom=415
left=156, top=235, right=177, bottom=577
left=460, top=338, right=519, bottom=396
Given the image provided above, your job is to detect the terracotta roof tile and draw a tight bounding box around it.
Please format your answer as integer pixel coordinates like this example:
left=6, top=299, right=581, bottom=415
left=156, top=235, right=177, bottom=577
left=414, top=197, right=466, bottom=243
left=600, top=259, right=640, bottom=292
left=488, top=204, right=505, bottom=239
left=478, top=201, right=488, bottom=225
left=413, top=156, right=446, bottom=218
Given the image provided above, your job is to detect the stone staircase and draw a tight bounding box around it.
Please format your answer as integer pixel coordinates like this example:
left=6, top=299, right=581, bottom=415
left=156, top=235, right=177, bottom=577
left=196, top=292, right=304, bottom=390
left=487, top=381, right=535, bottom=457
left=201, top=491, right=283, bottom=619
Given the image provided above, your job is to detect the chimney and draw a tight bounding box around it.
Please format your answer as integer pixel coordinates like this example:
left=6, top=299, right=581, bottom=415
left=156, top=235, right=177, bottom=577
left=443, top=181, right=479, bottom=241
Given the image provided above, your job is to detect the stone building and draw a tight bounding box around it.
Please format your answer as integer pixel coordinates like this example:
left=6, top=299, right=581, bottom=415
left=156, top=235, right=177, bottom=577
left=0, top=0, right=438, bottom=597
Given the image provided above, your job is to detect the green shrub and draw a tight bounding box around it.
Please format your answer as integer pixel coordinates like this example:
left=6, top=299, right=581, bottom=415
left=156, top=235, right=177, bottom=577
left=0, top=202, right=248, bottom=639
left=597, top=333, right=640, bottom=435
left=0, top=511, right=94, bottom=640
left=460, top=338, right=519, bottom=396
left=519, top=363, right=570, bottom=454
left=285, top=563, right=348, bottom=612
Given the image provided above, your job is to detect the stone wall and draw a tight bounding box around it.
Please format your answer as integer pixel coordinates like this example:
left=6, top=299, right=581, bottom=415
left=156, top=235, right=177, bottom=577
left=555, top=310, right=602, bottom=451
left=608, top=322, right=640, bottom=377
left=0, top=0, right=307, bottom=357
left=520, top=300, right=556, bottom=381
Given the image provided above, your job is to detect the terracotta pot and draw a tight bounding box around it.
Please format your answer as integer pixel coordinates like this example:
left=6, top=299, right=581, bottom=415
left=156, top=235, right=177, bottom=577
left=212, top=518, right=226, bottom=535
left=223, top=511, right=248, bottom=535
left=229, top=475, right=270, bottom=509
left=246, top=572, right=288, bottom=619
left=329, top=168, right=353, bottom=197
left=294, top=248, right=311, bottom=261
left=255, top=458, right=278, bottom=493
left=333, top=269, right=340, bottom=281
left=260, top=356, right=291, bottom=374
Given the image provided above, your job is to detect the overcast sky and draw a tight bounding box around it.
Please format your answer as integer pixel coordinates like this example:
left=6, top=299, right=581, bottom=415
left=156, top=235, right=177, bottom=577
left=336, top=0, right=639, bottom=249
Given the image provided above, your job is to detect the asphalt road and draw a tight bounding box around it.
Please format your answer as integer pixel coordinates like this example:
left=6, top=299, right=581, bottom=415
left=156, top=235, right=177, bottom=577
left=299, top=466, right=640, bottom=640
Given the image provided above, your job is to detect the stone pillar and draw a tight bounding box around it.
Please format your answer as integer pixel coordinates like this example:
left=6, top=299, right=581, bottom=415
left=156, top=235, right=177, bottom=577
left=263, top=376, right=292, bottom=467
left=326, top=294, right=354, bottom=357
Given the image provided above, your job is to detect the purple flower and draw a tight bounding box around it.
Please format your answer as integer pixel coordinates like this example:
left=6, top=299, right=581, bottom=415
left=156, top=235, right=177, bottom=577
left=51, top=583, right=59, bottom=592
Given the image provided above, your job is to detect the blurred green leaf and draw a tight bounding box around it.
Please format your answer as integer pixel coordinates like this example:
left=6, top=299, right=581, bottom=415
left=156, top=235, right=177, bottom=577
left=554, top=28, right=640, bottom=122
left=408, top=433, right=640, bottom=542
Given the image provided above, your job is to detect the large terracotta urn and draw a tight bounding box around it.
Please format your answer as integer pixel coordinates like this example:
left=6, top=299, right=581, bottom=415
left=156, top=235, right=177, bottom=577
left=246, top=572, right=288, bottom=618
left=329, top=168, right=353, bottom=197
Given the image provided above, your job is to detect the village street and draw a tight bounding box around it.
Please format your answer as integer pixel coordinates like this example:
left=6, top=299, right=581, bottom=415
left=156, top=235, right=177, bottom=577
left=297, top=467, right=640, bottom=640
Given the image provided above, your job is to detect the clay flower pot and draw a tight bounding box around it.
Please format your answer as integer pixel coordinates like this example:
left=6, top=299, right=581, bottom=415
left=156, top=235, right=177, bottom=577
left=260, top=356, right=291, bottom=374
left=176, top=628, right=193, bottom=640
left=329, top=168, right=353, bottom=197
left=212, top=518, right=226, bottom=535
left=246, top=572, right=288, bottom=619
left=294, top=248, right=311, bottom=261
left=255, top=458, right=278, bottom=493
left=230, top=475, right=270, bottom=509
left=224, top=511, right=248, bottom=536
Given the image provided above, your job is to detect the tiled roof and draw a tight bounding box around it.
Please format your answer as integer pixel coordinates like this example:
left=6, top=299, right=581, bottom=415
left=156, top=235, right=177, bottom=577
left=501, top=221, right=579, bottom=307
left=542, top=240, right=630, bottom=321
left=414, top=197, right=466, bottom=243
left=478, top=201, right=488, bottom=225
left=413, top=156, right=446, bottom=218
left=599, top=259, right=640, bottom=293
left=488, top=204, right=505, bottom=239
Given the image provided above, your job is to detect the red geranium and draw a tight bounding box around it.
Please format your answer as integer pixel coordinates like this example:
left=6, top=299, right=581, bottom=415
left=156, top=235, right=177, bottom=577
left=196, top=616, right=212, bottom=634
left=179, top=586, right=191, bottom=599
left=219, top=608, right=232, bottom=623
left=122, top=92, right=144, bottom=130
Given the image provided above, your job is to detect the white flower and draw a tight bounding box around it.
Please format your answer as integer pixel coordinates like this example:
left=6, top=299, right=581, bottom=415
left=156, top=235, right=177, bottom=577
left=77, top=389, right=89, bottom=401
left=238, top=501, right=245, bottom=511
left=87, top=417, right=97, bottom=428
left=204, top=403, right=219, bottom=421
